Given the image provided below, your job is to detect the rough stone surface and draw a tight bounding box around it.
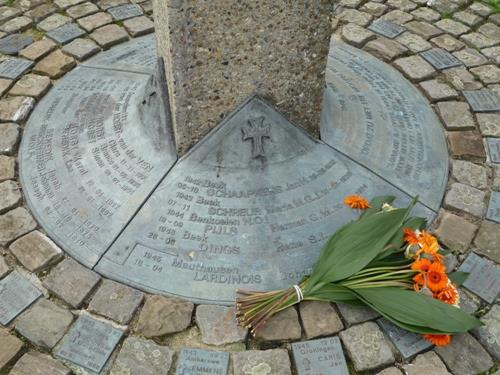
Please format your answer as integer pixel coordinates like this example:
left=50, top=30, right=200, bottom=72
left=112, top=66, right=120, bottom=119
left=448, top=131, right=486, bottom=160
left=483, top=46, right=500, bottom=65
left=195, top=305, right=247, bottom=346
left=381, top=9, right=414, bottom=24
left=360, top=2, right=388, bottom=17
left=90, top=23, right=128, bottom=48
left=454, top=11, right=482, bottom=27
left=88, top=279, right=143, bottom=324
left=0, top=156, right=15, bottom=182
left=474, top=220, right=500, bottom=263
left=61, top=37, right=100, bottom=60
left=14, top=298, right=73, bottom=349
left=0, top=16, right=32, bottom=33
left=37, top=13, right=71, bottom=32
left=404, top=20, right=442, bottom=39
left=377, top=368, right=403, bottom=375
left=42, top=258, right=101, bottom=308
left=9, top=352, right=70, bottom=375
left=444, top=182, right=486, bottom=217
left=436, top=19, right=470, bottom=37
left=459, top=287, right=481, bottom=314
left=394, top=55, right=435, bottom=81
left=479, top=23, right=500, bottom=42
left=461, top=32, right=496, bottom=49
left=338, top=9, right=373, bottom=26
left=77, top=11, right=111, bottom=31
left=97, top=0, right=128, bottom=10
left=472, top=304, right=499, bottom=361
left=340, top=322, right=395, bottom=371
left=9, top=230, right=62, bottom=272
left=0, top=255, right=10, bottom=278
left=0, top=180, right=21, bottom=214
left=452, top=159, right=488, bottom=190
left=453, top=48, right=488, bottom=68
left=33, top=50, right=75, bottom=79
left=0, top=328, right=24, bottom=372
left=136, top=295, right=194, bottom=338
left=110, top=336, right=174, bottom=375
left=396, top=32, right=431, bottom=53
left=444, top=67, right=483, bottom=90
left=25, top=3, right=57, bottom=22
left=122, top=15, right=153, bottom=37
left=232, top=349, right=292, bottom=375
left=435, top=210, right=478, bottom=253
left=337, top=302, right=380, bottom=325
left=0, top=78, right=13, bottom=97
left=420, top=79, right=458, bottom=101
left=19, top=38, right=56, bottom=61
left=0, top=96, right=35, bottom=122
left=9, top=74, right=51, bottom=98
left=436, top=101, right=475, bottom=130
left=431, top=34, right=465, bottom=52
left=341, top=23, right=374, bottom=47
left=299, top=301, right=344, bottom=339
left=412, top=7, right=440, bottom=22
left=470, top=65, right=500, bottom=85
left=0, top=34, right=33, bottom=55
left=435, top=333, right=493, bottom=375
left=469, top=2, right=494, bottom=17
left=0, top=6, right=22, bottom=23
left=403, top=351, right=451, bottom=375
left=0, top=207, right=37, bottom=246
left=0, top=122, right=19, bottom=155
left=364, top=37, right=408, bottom=61
left=66, top=2, right=99, bottom=18
left=256, top=307, right=301, bottom=341
left=54, top=0, right=85, bottom=9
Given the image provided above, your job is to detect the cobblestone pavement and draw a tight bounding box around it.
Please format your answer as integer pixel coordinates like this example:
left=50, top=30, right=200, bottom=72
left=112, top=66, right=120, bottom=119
left=0, top=0, right=499, bottom=374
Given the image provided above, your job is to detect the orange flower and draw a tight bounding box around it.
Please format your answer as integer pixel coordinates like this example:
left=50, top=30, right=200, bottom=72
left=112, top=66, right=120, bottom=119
left=426, top=262, right=448, bottom=292
left=411, top=258, right=432, bottom=272
left=403, top=228, right=419, bottom=245
left=434, top=284, right=459, bottom=305
left=419, top=231, right=442, bottom=261
left=423, top=334, right=452, bottom=346
left=343, top=195, right=370, bottom=209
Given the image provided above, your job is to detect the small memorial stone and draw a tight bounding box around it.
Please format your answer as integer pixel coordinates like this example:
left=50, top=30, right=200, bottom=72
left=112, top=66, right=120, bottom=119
left=55, top=314, right=124, bottom=373
left=9, top=352, right=71, bottom=375
left=107, top=4, right=143, bottom=21
left=62, top=37, right=99, bottom=60
left=420, top=48, right=463, bottom=70
left=292, top=337, right=349, bottom=375
left=368, top=19, right=406, bottom=38
left=486, top=191, right=500, bottom=224
left=487, top=138, right=500, bottom=164
left=46, top=23, right=86, bottom=45
left=0, top=34, right=33, bottom=55
left=232, top=349, right=292, bottom=375
left=463, top=89, right=500, bottom=112
left=195, top=305, right=247, bottom=345
left=458, top=252, right=500, bottom=303
left=0, top=57, right=33, bottom=80
left=0, top=271, right=41, bottom=325
left=377, top=318, right=432, bottom=358
left=176, top=348, right=229, bottom=375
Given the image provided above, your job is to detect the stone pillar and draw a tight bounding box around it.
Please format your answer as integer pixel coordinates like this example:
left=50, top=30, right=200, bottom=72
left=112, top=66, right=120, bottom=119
left=152, top=0, right=333, bottom=155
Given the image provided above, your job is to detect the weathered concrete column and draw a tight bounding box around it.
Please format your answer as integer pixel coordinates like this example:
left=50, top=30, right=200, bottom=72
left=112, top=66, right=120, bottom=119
left=152, top=0, right=334, bottom=155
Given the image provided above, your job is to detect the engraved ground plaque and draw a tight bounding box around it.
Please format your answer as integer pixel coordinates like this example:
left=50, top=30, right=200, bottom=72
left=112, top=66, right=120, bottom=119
left=0, top=271, right=41, bottom=325
left=368, top=20, right=406, bottom=39
left=47, top=23, right=86, bottom=44
left=20, top=36, right=447, bottom=304
left=486, top=191, right=500, bottom=224
left=0, top=57, right=33, bottom=80
left=420, top=48, right=463, bottom=70
left=377, top=318, right=432, bottom=358
left=0, top=34, right=33, bottom=55
left=176, top=348, right=229, bottom=375
left=458, top=252, right=500, bottom=303
left=487, top=138, right=500, bottom=164
left=292, top=337, right=349, bottom=375
left=55, top=314, right=124, bottom=373
left=463, top=89, right=500, bottom=112
left=107, top=4, right=143, bottom=21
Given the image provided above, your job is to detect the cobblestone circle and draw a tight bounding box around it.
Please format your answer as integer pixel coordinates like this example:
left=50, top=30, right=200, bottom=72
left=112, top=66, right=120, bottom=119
left=0, top=0, right=499, bottom=374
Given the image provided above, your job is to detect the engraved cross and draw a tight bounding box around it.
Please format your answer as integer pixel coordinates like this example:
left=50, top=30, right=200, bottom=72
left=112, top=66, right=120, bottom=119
left=242, top=117, right=271, bottom=158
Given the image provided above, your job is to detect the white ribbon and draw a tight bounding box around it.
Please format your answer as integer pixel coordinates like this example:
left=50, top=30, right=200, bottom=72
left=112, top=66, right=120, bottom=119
left=293, top=285, right=304, bottom=302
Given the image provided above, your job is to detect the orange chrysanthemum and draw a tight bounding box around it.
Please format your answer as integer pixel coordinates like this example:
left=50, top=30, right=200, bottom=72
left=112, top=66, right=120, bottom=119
left=343, top=195, right=370, bottom=209
left=434, top=284, right=459, bottom=305
left=423, top=334, right=452, bottom=346
left=403, top=228, right=419, bottom=245
left=426, top=262, right=448, bottom=292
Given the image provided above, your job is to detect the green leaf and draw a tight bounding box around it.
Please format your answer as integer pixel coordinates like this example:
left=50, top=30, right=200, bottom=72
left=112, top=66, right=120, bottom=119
left=306, top=283, right=358, bottom=302
left=360, top=195, right=396, bottom=219
left=449, top=272, right=470, bottom=286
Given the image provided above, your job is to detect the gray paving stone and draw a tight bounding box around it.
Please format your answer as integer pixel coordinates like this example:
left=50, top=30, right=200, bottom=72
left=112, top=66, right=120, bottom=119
left=411, top=6, right=440, bottom=21
left=0, top=255, right=10, bottom=278
left=9, top=73, right=51, bottom=98
left=368, top=19, right=406, bottom=39
left=490, top=13, right=500, bottom=26
left=90, top=24, right=128, bottom=49
left=470, top=65, right=500, bottom=85
left=123, top=15, right=154, bottom=37
left=451, top=159, right=488, bottom=190
left=0, top=16, right=32, bottom=33
left=474, top=220, right=500, bottom=263
left=0, top=156, right=15, bottom=182
left=431, top=0, right=461, bottom=13
left=0, top=78, right=12, bottom=96
left=110, top=336, right=174, bottom=375
left=448, top=131, right=486, bottom=160
left=360, top=2, right=388, bottom=17
left=363, top=37, right=408, bottom=61
left=420, top=79, right=458, bottom=101
left=232, top=349, right=292, bottom=375
left=469, top=1, right=495, bottom=17
left=403, top=351, right=451, bottom=375
left=336, top=302, right=380, bottom=325
left=340, top=0, right=364, bottom=8
left=341, top=23, right=374, bottom=47
left=340, top=321, right=395, bottom=371
left=25, top=3, right=57, bottom=23
left=436, top=19, right=470, bottom=37
left=337, top=9, right=373, bottom=27
left=15, top=298, right=73, bottom=349
left=464, top=88, right=500, bottom=112
left=420, top=47, right=463, bottom=70
left=461, top=32, right=497, bottom=49
left=396, top=32, right=431, bottom=52
left=97, top=0, right=128, bottom=10
left=444, top=182, right=486, bottom=217
left=0, top=180, right=20, bottom=214
left=61, top=37, right=100, bottom=60
left=88, top=279, right=143, bottom=324
left=443, top=67, right=483, bottom=90
left=77, top=11, right=111, bottom=32
left=33, top=50, right=75, bottom=79
left=0, top=6, right=22, bottom=23
left=37, top=13, right=71, bottom=32
left=66, top=2, right=99, bottom=18
left=404, top=20, right=443, bottom=39
left=377, top=367, right=403, bottom=375
left=0, top=57, right=33, bottom=80
left=195, top=305, right=247, bottom=345
left=299, top=301, right=344, bottom=339
left=0, top=34, right=33, bottom=55
left=431, top=34, right=465, bottom=52
left=42, top=258, right=101, bottom=308
left=0, top=271, right=41, bottom=325
left=387, top=0, right=417, bottom=11
left=9, top=352, right=70, bottom=375
left=255, top=306, right=301, bottom=341
left=482, top=46, right=500, bottom=65
left=381, top=9, right=414, bottom=24
left=453, top=11, right=482, bottom=27
left=0, top=96, right=35, bottom=122
left=394, top=55, right=435, bottom=81
left=19, top=38, right=56, bottom=61
left=54, top=0, right=85, bottom=9
left=479, top=22, right=500, bottom=41
left=436, top=101, right=475, bottom=130
left=9, top=230, right=62, bottom=272
left=0, top=328, right=24, bottom=372
left=136, top=295, right=193, bottom=338
left=472, top=304, right=499, bottom=360
left=435, top=333, right=493, bottom=375
left=458, top=287, right=480, bottom=314
left=0, top=207, right=36, bottom=246
left=46, top=23, right=86, bottom=44
left=107, top=3, right=143, bottom=21
left=487, top=138, right=500, bottom=164
left=0, top=122, right=19, bottom=155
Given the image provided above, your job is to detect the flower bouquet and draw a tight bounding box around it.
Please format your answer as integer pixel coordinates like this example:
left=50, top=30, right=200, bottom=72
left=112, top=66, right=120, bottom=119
left=236, top=195, right=482, bottom=346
